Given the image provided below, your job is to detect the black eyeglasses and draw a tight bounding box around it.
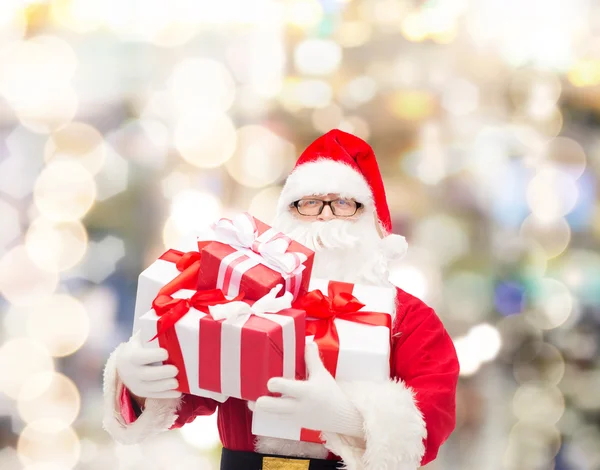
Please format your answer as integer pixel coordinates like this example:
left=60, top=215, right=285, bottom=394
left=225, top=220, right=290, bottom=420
left=292, top=198, right=363, bottom=217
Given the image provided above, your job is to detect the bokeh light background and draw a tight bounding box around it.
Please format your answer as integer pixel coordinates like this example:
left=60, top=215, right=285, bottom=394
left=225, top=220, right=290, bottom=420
left=0, top=0, right=599, bottom=469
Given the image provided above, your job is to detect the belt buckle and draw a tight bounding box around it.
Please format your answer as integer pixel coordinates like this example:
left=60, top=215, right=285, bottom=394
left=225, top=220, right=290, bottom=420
left=262, top=456, right=310, bottom=470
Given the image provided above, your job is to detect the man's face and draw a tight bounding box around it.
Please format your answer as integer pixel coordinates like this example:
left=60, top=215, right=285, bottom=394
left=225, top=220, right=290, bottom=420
left=289, top=193, right=364, bottom=223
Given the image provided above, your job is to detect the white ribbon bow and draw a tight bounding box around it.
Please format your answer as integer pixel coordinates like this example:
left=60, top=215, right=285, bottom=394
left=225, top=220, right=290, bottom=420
left=209, top=285, right=293, bottom=324
left=212, top=213, right=306, bottom=274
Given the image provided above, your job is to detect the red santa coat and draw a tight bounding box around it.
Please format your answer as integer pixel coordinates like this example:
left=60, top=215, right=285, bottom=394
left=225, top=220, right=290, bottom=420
left=103, top=287, right=459, bottom=470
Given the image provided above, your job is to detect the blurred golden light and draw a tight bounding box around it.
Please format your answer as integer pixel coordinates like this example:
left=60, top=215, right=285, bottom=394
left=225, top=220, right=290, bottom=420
left=388, top=90, right=435, bottom=121
left=17, top=424, right=80, bottom=469
left=311, top=104, right=343, bottom=133
left=171, top=189, right=222, bottom=235
left=103, top=0, right=197, bottom=47
left=284, top=0, right=323, bottom=28
left=401, top=13, right=428, bottom=42
left=18, top=372, right=80, bottom=431
left=0, top=36, right=78, bottom=133
left=335, top=21, right=372, bottom=48
left=441, top=79, right=479, bottom=116
left=546, top=137, right=587, bottom=179
left=33, top=161, right=96, bottom=222
left=16, top=85, right=79, bottom=135
left=339, top=115, right=371, bottom=141
left=226, top=126, right=295, bottom=188
left=453, top=336, right=481, bottom=377
left=512, top=108, right=563, bottom=146
left=21, top=463, right=68, bottom=470
left=526, top=278, right=573, bottom=330
left=469, top=323, right=502, bottom=362
left=513, top=384, right=564, bottom=425
left=504, top=422, right=561, bottom=468
left=526, top=167, right=578, bottom=223
left=0, top=0, right=27, bottom=50
left=0, top=338, right=54, bottom=399
left=342, top=76, right=378, bottom=107
left=294, top=39, right=342, bottom=76
left=169, top=58, right=236, bottom=114
left=431, top=27, right=458, bottom=44
left=173, top=112, right=237, bottom=168
left=147, top=23, right=198, bottom=49
left=44, top=122, right=106, bottom=175
left=27, top=294, right=90, bottom=357
left=50, top=0, right=104, bottom=33
left=568, top=59, right=600, bottom=87
left=513, top=342, right=565, bottom=386
left=520, top=215, right=571, bottom=259
left=292, top=79, right=333, bottom=109
left=248, top=186, right=283, bottom=223
left=0, top=35, right=77, bottom=99
left=509, top=70, right=562, bottom=111
left=0, top=245, right=58, bottom=306
left=25, top=217, right=88, bottom=273
left=163, top=216, right=183, bottom=249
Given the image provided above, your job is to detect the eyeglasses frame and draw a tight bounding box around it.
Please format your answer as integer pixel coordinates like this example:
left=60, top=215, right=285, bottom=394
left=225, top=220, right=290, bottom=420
left=291, top=198, right=363, bottom=217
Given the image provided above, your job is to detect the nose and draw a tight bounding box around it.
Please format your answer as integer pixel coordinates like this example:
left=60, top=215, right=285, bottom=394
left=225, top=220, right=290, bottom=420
left=317, top=204, right=335, bottom=221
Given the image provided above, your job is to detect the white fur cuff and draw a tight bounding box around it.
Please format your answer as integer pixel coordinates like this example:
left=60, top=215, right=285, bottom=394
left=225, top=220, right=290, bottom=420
left=102, top=343, right=182, bottom=445
left=321, top=379, right=426, bottom=470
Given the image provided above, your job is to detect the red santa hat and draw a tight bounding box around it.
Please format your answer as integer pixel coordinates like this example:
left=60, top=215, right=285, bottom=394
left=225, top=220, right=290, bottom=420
left=278, top=129, right=408, bottom=260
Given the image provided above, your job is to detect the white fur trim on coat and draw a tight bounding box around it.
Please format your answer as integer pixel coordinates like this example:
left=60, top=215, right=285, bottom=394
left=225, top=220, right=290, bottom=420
left=321, top=379, right=427, bottom=470
left=102, top=342, right=182, bottom=445
left=277, top=160, right=374, bottom=215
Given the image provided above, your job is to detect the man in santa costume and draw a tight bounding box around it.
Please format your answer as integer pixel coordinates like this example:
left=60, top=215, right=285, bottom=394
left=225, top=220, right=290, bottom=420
left=103, top=129, right=459, bottom=470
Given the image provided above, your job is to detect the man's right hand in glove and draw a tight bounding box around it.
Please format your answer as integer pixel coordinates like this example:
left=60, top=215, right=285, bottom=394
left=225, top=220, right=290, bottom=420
left=115, top=333, right=181, bottom=403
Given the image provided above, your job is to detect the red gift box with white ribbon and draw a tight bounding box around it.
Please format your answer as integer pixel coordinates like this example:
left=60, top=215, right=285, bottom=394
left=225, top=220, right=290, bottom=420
left=197, top=213, right=314, bottom=301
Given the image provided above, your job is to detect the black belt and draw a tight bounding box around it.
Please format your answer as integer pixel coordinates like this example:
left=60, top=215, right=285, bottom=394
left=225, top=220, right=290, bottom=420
left=220, top=448, right=343, bottom=470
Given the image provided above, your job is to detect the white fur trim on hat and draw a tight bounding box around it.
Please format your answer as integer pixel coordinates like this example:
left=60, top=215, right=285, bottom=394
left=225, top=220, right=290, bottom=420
left=277, top=159, right=374, bottom=215
left=102, top=342, right=182, bottom=445
left=321, top=379, right=427, bottom=470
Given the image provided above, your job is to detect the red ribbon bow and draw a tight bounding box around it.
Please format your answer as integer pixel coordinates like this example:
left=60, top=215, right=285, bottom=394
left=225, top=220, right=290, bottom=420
left=293, top=281, right=392, bottom=376
left=149, top=249, right=243, bottom=340
left=151, top=289, right=244, bottom=340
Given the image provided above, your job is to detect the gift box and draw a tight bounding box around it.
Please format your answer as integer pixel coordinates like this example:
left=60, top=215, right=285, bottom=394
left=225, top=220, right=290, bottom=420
left=251, top=279, right=395, bottom=442
left=197, top=213, right=314, bottom=301
left=139, top=285, right=306, bottom=403
left=132, top=248, right=201, bottom=335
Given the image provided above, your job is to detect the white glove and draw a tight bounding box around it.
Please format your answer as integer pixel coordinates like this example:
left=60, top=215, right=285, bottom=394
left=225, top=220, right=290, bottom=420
left=115, top=333, right=181, bottom=399
left=254, top=342, right=364, bottom=438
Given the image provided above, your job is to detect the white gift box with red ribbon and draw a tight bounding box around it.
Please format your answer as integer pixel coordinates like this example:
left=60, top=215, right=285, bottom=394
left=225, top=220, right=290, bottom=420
left=251, top=279, right=396, bottom=442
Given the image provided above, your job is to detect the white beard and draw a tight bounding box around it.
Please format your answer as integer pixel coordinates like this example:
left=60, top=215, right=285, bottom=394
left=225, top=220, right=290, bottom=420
left=272, top=210, right=393, bottom=289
